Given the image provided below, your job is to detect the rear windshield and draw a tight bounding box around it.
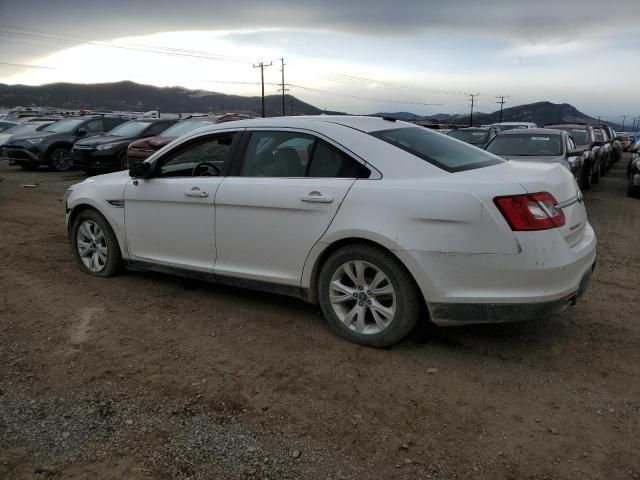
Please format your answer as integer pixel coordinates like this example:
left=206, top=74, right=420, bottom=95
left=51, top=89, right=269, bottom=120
left=160, top=119, right=217, bottom=137
left=448, top=129, right=489, bottom=145
left=486, top=134, right=563, bottom=156
left=495, top=125, right=528, bottom=131
left=371, top=127, right=504, bottom=172
left=44, top=118, right=85, bottom=133
left=566, top=129, right=588, bottom=144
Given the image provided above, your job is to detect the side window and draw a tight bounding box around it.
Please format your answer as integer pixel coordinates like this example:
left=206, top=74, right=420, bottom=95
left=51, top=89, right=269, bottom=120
left=83, top=119, right=104, bottom=133
left=308, top=140, right=370, bottom=178
left=147, top=122, right=171, bottom=136
left=103, top=118, right=122, bottom=131
left=240, top=131, right=314, bottom=177
left=158, top=133, right=236, bottom=178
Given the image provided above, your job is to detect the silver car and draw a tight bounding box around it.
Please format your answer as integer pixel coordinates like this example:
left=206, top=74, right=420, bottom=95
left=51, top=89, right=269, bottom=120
left=485, top=128, right=586, bottom=188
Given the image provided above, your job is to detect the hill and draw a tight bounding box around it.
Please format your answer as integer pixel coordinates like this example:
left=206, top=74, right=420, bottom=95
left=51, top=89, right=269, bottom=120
left=452, top=101, right=622, bottom=129
left=378, top=102, right=623, bottom=130
left=0, top=81, right=332, bottom=117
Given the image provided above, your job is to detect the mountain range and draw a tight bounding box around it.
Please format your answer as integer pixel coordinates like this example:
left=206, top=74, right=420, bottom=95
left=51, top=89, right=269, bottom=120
left=0, top=81, right=625, bottom=130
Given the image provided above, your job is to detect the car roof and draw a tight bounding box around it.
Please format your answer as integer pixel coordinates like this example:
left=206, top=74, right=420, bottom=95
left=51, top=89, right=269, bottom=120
left=498, top=128, right=563, bottom=136
left=191, top=115, right=413, bottom=134
left=491, top=122, right=536, bottom=126
left=545, top=123, right=590, bottom=129
left=450, top=127, right=491, bottom=131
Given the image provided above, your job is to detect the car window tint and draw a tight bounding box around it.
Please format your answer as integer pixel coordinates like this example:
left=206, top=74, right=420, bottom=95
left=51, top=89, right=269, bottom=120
left=308, top=140, right=369, bottom=178
left=372, top=127, right=503, bottom=172
left=84, top=119, right=104, bottom=133
left=241, top=131, right=314, bottom=177
left=159, top=133, right=236, bottom=177
left=147, top=122, right=171, bottom=136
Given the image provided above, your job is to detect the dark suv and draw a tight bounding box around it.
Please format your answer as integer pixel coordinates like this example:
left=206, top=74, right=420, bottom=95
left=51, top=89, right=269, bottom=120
left=3, top=116, right=126, bottom=171
left=544, top=123, right=601, bottom=189
left=72, top=118, right=176, bottom=173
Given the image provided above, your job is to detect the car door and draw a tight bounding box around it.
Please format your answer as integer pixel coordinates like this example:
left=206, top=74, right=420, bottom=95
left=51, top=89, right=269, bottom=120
left=123, top=130, right=240, bottom=272
left=214, top=129, right=370, bottom=287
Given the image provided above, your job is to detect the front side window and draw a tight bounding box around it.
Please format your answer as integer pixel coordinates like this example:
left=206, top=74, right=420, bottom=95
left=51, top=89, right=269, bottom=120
left=83, top=119, right=104, bottom=133
left=486, top=134, right=563, bottom=156
left=158, top=133, right=236, bottom=177
left=372, top=127, right=503, bottom=172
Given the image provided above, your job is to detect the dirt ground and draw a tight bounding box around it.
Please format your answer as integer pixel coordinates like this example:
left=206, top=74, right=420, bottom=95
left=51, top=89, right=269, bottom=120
left=0, top=156, right=639, bottom=480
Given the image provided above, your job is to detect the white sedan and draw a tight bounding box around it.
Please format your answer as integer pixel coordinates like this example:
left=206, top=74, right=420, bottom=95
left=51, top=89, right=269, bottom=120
left=65, top=116, right=596, bottom=347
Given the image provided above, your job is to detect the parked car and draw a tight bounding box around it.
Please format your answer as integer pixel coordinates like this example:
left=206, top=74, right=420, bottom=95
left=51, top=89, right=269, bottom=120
left=72, top=119, right=177, bottom=173
left=616, top=132, right=633, bottom=151
left=127, top=114, right=252, bottom=164
left=544, top=123, right=601, bottom=189
left=447, top=126, right=499, bottom=148
left=2, top=116, right=126, bottom=171
left=491, top=122, right=537, bottom=131
left=0, top=120, right=57, bottom=151
left=0, top=120, right=17, bottom=132
left=485, top=128, right=585, bottom=188
left=65, top=116, right=596, bottom=347
left=592, top=127, right=613, bottom=175
left=627, top=146, right=640, bottom=197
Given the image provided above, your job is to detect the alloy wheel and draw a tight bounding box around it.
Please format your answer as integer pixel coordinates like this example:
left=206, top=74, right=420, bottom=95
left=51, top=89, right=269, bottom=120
left=329, top=260, right=396, bottom=335
left=76, top=220, right=108, bottom=272
left=52, top=150, right=71, bottom=171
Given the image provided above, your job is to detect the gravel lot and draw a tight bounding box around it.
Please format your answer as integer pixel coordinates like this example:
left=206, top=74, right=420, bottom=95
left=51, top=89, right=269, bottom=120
left=0, top=157, right=639, bottom=479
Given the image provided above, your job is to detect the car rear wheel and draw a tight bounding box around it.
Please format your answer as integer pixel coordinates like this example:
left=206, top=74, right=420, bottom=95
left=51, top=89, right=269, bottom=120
left=318, top=244, right=421, bottom=347
left=48, top=147, right=72, bottom=172
left=71, top=209, right=122, bottom=277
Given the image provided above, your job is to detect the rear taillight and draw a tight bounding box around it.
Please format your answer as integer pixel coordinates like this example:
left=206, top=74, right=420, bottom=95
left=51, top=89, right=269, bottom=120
left=494, top=192, right=565, bottom=231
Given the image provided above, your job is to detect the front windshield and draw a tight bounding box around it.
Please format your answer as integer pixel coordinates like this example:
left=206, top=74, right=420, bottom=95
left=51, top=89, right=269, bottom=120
left=448, top=130, right=489, bottom=145
left=486, top=134, right=563, bottom=156
left=497, top=125, right=527, bottom=131
left=44, top=118, right=85, bottom=133
left=160, top=119, right=216, bottom=137
left=6, top=123, right=44, bottom=134
left=108, top=121, right=151, bottom=137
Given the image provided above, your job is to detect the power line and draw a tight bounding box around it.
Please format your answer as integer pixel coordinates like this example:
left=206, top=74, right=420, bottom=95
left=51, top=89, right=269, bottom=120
left=496, top=95, right=509, bottom=123
left=468, top=93, right=479, bottom=127
left=326, top=73, right=470, bottom=97
left=288, top=83, right=444, bottom=107
left=253, top=61, right=273, bottom=118
left=620, top=115, right=629, bottom=131
left=0, top=61, right=55, bottom=70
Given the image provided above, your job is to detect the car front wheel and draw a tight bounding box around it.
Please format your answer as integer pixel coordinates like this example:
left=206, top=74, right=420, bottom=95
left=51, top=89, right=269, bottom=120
left=71, top=209, right=122, bottom=277
left=48, top=147, right=73, bottom=172
left=318, top=244, right=421, bottom=347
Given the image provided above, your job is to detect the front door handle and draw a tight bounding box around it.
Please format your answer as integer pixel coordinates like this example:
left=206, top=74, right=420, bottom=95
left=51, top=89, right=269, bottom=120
left=301, top=191, right=333, bottom=203
left=184, top=187, right=208, bottom=198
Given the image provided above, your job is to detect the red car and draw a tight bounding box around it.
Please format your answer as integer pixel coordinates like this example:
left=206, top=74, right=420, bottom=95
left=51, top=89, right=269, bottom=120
left=127, top=113, right=252, bottom=163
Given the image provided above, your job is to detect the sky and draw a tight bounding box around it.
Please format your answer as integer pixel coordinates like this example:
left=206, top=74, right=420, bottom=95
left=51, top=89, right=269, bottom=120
left=0, top=0, right=639, bottom=119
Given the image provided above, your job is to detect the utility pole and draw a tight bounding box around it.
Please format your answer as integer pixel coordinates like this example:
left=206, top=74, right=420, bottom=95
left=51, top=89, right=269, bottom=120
left=279, top=58, right=289, bottom=117
left=468, top=93, right=479, bottom=127
left=253, top=61, right=273, bottom=118
left=620, top=115, right=628, bottom=131
left=496, top=95, right=509, bottom=123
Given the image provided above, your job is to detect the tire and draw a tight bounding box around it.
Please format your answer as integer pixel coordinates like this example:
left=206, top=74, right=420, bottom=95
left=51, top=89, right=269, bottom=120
left=592, top=162, right=600, bottom=184
left=629, top=184, right=640, bottom=198
left=47, top=147, right=72, bottom=172
left=581, top=164, right=592, bottom=190
left=71, top=209, right=122, bottom=277
left=317, top=243, right=421, bottom=347
left=118, top=151, right=128, bottom=171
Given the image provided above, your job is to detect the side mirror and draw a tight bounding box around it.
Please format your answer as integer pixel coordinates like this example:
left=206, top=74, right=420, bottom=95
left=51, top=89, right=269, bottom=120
left=129, top=161, right=151, bottom=178
left=77, top=129, right=87, bottom=137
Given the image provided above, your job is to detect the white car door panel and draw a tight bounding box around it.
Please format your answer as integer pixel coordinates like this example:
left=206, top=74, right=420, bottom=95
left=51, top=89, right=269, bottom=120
left=214, top=177, right=355, bottom=285
left=124, top=177, right=220, bottom=271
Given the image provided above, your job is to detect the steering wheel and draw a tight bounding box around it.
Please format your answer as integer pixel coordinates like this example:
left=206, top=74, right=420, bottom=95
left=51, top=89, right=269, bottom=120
left=192, top=162, right=221, bottom=176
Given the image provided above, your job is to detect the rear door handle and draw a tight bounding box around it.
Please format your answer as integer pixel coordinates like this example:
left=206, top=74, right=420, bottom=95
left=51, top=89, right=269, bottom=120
left=184, top=187, right=208, bottom=198
left=301, top=191, right=333, bottom=203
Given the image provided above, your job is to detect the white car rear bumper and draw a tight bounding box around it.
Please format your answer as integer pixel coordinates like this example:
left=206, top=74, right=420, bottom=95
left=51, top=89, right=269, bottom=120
left=397, top=222, right=597, bottom=325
